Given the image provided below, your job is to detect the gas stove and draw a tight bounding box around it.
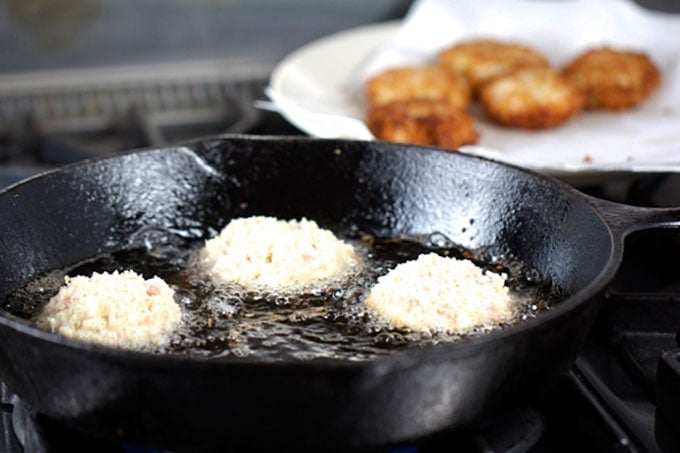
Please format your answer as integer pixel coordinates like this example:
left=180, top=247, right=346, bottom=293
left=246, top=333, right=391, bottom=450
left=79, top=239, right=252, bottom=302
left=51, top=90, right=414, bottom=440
left=2, top=1, right=680, bottom=450
left=1, top=81, right=680, bottom=451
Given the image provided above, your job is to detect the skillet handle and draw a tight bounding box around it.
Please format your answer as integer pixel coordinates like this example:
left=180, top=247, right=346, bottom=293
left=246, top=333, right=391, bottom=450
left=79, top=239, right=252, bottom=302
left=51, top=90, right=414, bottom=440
left=587, top=196, right=680, bottom=238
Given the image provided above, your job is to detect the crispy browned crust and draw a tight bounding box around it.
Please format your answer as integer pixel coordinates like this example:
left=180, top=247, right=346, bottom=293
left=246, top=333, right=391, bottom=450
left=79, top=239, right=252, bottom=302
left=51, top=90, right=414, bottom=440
left=562, top=47, right=661, bottom=110
left=438, top=39, right=549, bottom=94
left=479, top=68, right=584, bottom=129
left=365, top=65, right=472, bottom=110
left=366, top=99, right=479, bottom=150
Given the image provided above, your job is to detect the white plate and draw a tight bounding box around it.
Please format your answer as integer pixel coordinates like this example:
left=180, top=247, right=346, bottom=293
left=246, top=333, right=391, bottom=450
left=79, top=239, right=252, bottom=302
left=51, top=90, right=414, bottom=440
left=267, top=1, right=680, bottom=182
left=268, top=22, right=396, bottom=140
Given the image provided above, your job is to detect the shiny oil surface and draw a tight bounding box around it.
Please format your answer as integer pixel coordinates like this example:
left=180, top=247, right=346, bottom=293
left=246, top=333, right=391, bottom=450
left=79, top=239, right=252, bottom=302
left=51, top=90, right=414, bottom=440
left=4, top=226, right=557, bottom=361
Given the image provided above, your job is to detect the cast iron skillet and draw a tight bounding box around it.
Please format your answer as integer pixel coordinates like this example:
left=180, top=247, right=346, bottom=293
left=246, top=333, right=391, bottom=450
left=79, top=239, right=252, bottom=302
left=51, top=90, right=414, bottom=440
left=0, top=135, right=678, bottom=451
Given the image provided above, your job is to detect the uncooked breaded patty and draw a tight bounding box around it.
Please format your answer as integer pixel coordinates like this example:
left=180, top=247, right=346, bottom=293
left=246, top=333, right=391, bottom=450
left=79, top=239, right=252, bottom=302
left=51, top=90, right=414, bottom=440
left=35, top=270, right=182, bottom=350
left=479, top=67, right=584, bottom=129
left=366, top=99, right=478, bottom=150
left=439, top=39, right=549, bottom=94
left=200, top=216, right=361, bottom=293
left=562, top=47, right=661, bottom=110
left=365, top=253, right=514, bottom=333
left=365, top=65, right=471, bottom=110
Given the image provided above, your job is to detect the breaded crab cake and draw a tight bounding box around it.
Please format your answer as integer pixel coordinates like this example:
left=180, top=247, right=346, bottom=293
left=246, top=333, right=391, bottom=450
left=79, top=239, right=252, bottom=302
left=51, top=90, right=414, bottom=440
left=365, top=253, right=515, bottom=334
left=365, top=64, right=471, bottom=110
left=35, top=270, right=182, bottom=350
left=200, top=216, right=361, bottom=294
left=561, top=47, right=661, bottom=110
left=479, top=67, right=584, bottom=129
left=439, top=39, right=550, bottom=94
left=366, top=99, right=479, bottom=150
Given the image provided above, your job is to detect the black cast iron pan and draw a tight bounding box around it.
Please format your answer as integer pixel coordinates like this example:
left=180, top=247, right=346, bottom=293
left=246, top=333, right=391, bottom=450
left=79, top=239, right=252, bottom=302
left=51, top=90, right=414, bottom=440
left=0, top=135, right=678, bottom=451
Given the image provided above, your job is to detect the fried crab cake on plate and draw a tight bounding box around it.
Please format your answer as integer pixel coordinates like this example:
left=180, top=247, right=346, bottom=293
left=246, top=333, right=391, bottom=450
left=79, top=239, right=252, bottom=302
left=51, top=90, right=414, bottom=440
left=561, top=47, right=661, bottom=110
left=199, top=216, right=362, bottom=294
left=365, top=253, right=515, bottom=334
left=439, top=39, right=550, bottom=94
left=35, top=270, right=182, bottom=350
left=365, top=64, right=471, bottom=110
left=366, top=99, right=479, bottom=150
left=479, top=67, right=584, bottom=129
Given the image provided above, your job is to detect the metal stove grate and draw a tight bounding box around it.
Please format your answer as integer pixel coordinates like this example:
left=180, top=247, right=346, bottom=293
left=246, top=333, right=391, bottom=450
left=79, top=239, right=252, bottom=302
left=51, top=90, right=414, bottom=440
left=568, top=227, right=680, bottom=453
left=0, top=61, right=273, bottom=189
left=0, top=61, right=268, bottom=156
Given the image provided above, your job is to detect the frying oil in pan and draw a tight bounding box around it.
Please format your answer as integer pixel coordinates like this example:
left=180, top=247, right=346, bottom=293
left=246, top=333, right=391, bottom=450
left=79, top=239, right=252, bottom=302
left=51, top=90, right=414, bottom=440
left=3, top=227, right=557, bottom=361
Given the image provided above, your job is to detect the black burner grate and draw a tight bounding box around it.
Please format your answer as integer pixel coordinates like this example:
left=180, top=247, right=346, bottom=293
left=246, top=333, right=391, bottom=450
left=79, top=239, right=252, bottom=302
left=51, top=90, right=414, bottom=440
left=566, top=226, right=680, bottom=453
left=0, top=64, right=303, bottom=190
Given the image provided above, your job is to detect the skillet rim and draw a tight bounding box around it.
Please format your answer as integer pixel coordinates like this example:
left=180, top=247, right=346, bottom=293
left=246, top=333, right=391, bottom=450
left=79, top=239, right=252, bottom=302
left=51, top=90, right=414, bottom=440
left=0, top=134, right=621, bottom=370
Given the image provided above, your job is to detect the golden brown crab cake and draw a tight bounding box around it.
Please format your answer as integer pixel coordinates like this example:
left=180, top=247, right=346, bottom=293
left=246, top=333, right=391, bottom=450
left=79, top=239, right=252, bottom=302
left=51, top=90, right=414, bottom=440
left=365, top=65, right=471, bottom=110
left=561, top=47, right=661, bottom=110
left=479, top=67, right=584, bottom=129
left=439, top=39, right=550, bottom=94
left=366, top=99, right=479, bottom=151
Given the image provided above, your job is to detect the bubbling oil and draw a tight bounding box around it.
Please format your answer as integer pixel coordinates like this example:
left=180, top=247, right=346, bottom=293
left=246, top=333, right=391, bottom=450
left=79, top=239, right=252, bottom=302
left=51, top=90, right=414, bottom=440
left=3, top=228, right=558, bottom=361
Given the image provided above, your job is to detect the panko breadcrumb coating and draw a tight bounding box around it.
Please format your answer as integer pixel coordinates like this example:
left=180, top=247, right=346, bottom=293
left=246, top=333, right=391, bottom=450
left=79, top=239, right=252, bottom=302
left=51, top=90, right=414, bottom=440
left=366, top=65, right=471, bottom=110
left=35, top=270, right=181, bottom=350
left=200, top=216, right=361, bottom=293
left=365, top=253, right=514, bottom=333
left=439, top=39, right=550, bottom=94
left=479, top=67, right=584, bottom=129
left=366, top=99, right=478, bottom=150
left=561, top=47, right=661, bottom=110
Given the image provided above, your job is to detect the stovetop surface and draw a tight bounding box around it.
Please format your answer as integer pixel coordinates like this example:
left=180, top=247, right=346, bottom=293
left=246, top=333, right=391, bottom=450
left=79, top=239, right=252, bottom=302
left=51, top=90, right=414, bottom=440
left=1, top=79, right=680, bottom=453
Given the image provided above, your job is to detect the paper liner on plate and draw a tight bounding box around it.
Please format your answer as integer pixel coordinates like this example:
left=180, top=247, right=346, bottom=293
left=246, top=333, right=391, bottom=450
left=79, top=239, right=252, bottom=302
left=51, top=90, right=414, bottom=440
left=266, top=0, right=680, bottom=177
